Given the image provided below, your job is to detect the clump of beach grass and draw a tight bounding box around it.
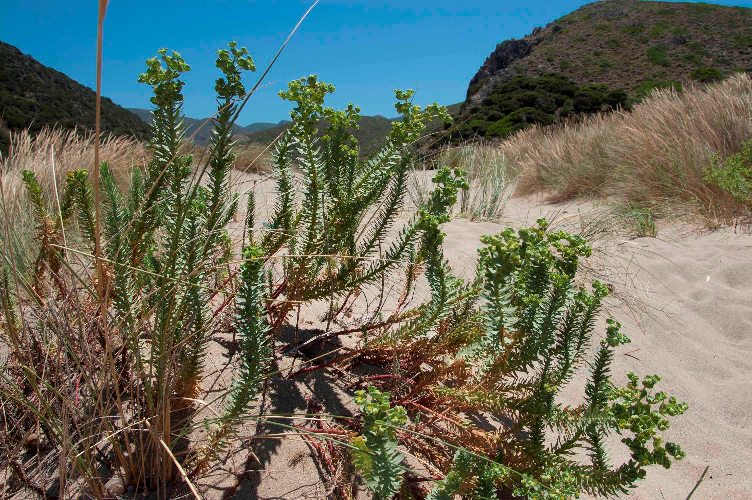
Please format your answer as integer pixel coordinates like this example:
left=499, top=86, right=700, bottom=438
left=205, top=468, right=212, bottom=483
left=502, top=73, right=752, bottom=222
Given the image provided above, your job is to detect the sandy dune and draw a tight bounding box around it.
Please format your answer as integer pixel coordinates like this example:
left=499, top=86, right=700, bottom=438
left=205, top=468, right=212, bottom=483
left=207, top=179, right=752, bottom=499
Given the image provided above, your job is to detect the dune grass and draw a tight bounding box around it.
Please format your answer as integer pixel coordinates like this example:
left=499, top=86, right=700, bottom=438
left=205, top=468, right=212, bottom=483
left=413, top=143, right=521, bottom=221
left=501, top=74, right=752, bottom=222
left=1, top=127, right=145, bottom=193
left=417, top=76, right=752, bottom=225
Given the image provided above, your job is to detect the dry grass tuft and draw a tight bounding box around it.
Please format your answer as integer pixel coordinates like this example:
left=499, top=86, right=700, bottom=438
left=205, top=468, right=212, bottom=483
left=232, top=142, right=273, bottom=173
left=1, top=127, right=146, bottom=196
left=413, top=143, right=521, bottom=220
left=504, top=73, right=752, bottom=221
left=0, top=128, right=146, bottom=269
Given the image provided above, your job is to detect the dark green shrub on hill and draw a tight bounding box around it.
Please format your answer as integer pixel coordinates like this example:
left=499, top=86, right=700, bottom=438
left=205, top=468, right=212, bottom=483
left=691, top=67, right=724, bottom=82
left=450, top=74, right=628, bottom=141
left=646, top=45, right=671, bottom=67
left=633, top=79, right=683, bottom=102
left=486, top=107, right=557, bottom=137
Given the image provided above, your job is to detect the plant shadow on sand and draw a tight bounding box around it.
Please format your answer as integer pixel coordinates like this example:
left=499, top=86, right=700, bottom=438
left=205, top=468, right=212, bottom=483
left=231, top=326, right=362, bottom=499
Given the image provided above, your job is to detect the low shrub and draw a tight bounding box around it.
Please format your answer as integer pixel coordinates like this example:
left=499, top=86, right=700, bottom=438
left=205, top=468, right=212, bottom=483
left=633, top=80, right=682, bottom=102
left=622, top=24, right=645, bottom=35
left=336, top=220, right=687, bottom=498
left=622, top=206, right=658, bottom=237
left=449, top=75, right=628, bottom=143
left=646, top=45, right=671, bottom=67
left=691, top=67, right=724, bottom=83
left=705, top=138, right=752, bottom=204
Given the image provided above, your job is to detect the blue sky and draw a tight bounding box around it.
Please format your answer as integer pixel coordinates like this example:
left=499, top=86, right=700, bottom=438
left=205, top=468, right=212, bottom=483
left=2, top=0, right=751, bottom=125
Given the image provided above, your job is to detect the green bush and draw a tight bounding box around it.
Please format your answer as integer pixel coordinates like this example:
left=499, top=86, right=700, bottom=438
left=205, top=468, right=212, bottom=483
left=691, top=67, right=724, bottom=82
left=646, top=45, right=671, bottom=66
left=686, top=40, right=708, bottom=54
left=622, top=24, right=645, bottom=35
left=605, top=38, right=621, bottom=49
left=486, top=107, right=556, bottom=137
left=452, top=74, right=628, bottom=142
left=671, top=26, right=689, bottom=36
left=340, top=220, right=687, bottom=498
left=681, top=52, right=703, bottom=65
left=650, top=21, right=671, bottom=37
left=705, top=139, right=752, bottom=203
left=634, top=79, right=683, bottom=101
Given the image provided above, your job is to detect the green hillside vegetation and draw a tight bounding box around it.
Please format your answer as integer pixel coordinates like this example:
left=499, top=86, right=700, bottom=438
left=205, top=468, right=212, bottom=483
left=449, top=74, right=628, bottom=142
left=0, top=41, right=148, bottom=153
left=468, top=0, right=752, bottom=101
left=241, top=113, right=394, bottom=154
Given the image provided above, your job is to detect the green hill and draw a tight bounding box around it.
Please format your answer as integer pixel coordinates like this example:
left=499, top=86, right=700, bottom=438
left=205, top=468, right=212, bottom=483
left=449, top=0, right=752, bottom=143
left=129, top=108, right=281, bottom=146
left=0, top=41, right=148, bottom=153
left=241, top=114, right=395, bottom=155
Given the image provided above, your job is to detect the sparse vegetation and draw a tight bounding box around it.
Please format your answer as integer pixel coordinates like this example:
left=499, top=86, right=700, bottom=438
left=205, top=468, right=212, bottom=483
left=691, top=67, right=724, bottom=83
left=622, top=206, right=658, bottom=238
left=633, top=79, right=682, bottom=102
left=622, top=24, right=645, bottom=35
left=705, top=138, right=752, bottom=205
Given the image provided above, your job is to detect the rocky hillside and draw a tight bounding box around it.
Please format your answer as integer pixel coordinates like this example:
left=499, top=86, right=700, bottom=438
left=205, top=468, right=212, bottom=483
left=0, top=41, right=148, bottom=153
left=467, top=0, right=752, bottom=105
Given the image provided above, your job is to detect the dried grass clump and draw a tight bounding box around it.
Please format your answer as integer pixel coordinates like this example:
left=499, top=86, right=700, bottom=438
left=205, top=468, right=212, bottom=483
left=232, top=142, right=273, bottom=173
left=506, top=73, right=752, bottom=220
left=0, top=127, right=146, bottom=269
left=1, top=127, right=145, bottom=198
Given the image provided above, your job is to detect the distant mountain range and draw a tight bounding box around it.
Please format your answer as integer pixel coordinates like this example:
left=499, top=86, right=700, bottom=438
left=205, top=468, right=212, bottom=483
left=127, top=109, right=399, bottom=153
left=128, top=108, right=285, bottom=146
left=238, top=102, right=462, bottom=154
left=240, top=114, right=394, bottom=155
left=0, top=40, right=148, bottom=152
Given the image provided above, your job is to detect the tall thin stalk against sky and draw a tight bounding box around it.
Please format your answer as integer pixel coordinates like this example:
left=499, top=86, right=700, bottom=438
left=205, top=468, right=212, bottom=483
left=94, top=0, right=108, bottom=314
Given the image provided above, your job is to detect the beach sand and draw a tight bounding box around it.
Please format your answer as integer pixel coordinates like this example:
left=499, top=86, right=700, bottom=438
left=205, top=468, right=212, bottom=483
left=200, top=177, right=752, bottom=499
